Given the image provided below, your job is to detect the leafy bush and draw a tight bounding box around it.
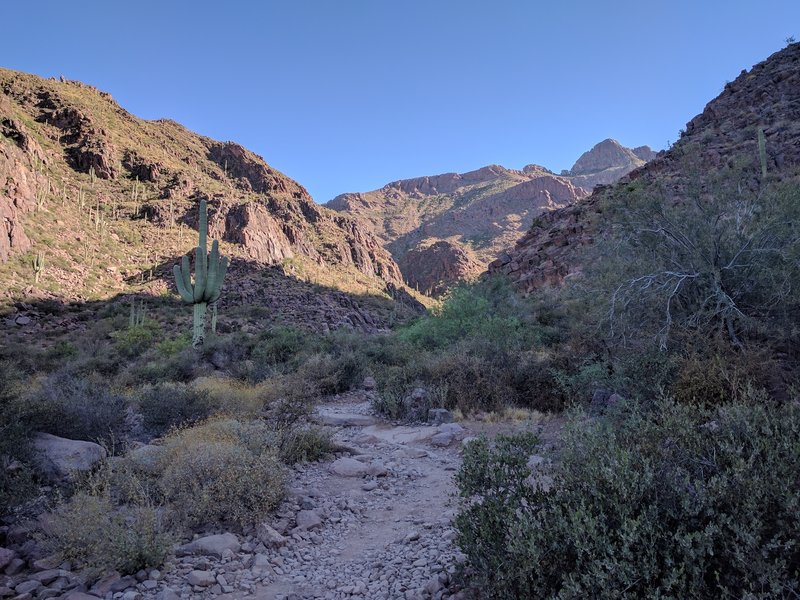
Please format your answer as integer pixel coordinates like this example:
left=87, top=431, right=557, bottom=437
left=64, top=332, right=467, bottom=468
left=28, top=369, right=127, bottom=446
left=109, top=321, right=162, bottom=358
left=38, top=490, right=172, bottom=576
left=158, top=418, right=286, bottom=529
left=455, top=400, right=800, bottom=598
left=136, top=382, right=213, bottom=437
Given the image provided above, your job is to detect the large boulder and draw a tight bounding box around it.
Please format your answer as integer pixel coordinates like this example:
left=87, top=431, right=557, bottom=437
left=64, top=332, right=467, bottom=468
left=33, top=432, right=106, bottom=479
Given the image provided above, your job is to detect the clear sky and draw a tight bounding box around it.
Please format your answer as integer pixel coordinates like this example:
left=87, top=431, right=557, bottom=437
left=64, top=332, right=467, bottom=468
left=2, top=1, right=798, bottom=202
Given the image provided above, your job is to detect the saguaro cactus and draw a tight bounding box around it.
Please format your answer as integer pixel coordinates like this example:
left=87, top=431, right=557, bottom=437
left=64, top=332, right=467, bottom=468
left=32, top=251, right=45, bottom=283
left=173, top=199, right=228, bottom=347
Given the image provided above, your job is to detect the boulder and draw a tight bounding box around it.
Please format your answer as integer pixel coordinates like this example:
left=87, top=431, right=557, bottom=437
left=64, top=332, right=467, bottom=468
left=186, top=570, right=215, bottom=587
left=256, top=523, right=287, bottom=548
left=295, top=510, right=322, bottom=531
left=33, top=433, right=106, bottom=479
left=330, top=457, right=368, bottom=477
left=0, top=548, right=15, bottom=571
left=177, top=533, right=240, bottom=559
left=427, top=408, right=453, bottom=425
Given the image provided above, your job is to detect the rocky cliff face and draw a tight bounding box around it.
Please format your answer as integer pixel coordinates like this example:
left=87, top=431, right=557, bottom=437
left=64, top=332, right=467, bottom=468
left=0, top=68, right=418, bottom=330
left=328, top=141, right=652, bottom=295
left=398, top=241, right=482, bottom=296
left=489, top=43, right=800, bottom=294
left=566, top=138, right=655, bottom=190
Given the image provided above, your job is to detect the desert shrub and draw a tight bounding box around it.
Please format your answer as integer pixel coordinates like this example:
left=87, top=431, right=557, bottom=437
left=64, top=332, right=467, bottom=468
left=455, top=400, right=800, bottom=598
left=278, top=426, right=336, bottom=464
left=0, top=361, right=37, bottom=513
left=136, top=382, right=213, bottom=437
left=191, top=377, right=267, bottom=418
left=398, top=278, right=536, bottom=352
left=251, top=326, right=318, bottom=371
left=158, top=418, right=286, bottom=529
left=155, top=332, right=192, bottom=358
left=38, top=490, right=172, bottom=576
left=129, top=346, right=198, bottom=384
left=110, top=321, right=162, bottom=358
left=28, top=369, right=127, bottom=446
left=455, top=432, right=540, bottom=592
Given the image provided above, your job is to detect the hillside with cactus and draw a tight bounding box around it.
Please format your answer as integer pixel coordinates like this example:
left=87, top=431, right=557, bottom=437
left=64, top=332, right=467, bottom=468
left=0, top=68, right=425, bottom=336
left=328, top=140, right=654, bottom=295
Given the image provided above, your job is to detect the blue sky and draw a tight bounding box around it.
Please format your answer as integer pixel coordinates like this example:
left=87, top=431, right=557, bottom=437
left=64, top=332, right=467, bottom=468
left=2, top=1, right=798, bottom=202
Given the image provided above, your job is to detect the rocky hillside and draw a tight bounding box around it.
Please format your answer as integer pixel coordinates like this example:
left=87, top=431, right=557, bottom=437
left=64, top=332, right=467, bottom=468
left=328, top=141, right=654, bottom=295
left=489, top=42, right=800, bottom=294
left=0, top=68, right=423, bottom=332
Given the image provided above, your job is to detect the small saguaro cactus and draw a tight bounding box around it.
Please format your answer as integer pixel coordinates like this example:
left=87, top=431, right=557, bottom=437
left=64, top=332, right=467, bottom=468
left=32, top=251, right=45, bottom=283
left=173, top=199, right=228, bottom=348
left=758, top=128, right=768, bottom=179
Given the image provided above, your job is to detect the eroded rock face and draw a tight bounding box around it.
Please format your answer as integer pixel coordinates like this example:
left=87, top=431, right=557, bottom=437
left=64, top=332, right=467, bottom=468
left=399, top=241, right=482, bottom=296
left=208, top=141, right=306, bottom=196
left=489, top=43, right=800, bottom=295
left=0, top=99, right=47, bottom=261
left=566, top=138, right=654, bottom=191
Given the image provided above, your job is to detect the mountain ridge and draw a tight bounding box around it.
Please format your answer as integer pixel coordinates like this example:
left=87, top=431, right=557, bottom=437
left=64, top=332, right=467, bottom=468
left=328, top=139, right=655, bottom=295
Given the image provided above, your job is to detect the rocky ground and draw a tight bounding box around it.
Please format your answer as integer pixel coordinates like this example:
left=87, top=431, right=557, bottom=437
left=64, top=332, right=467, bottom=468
left=0, top=395, right=494, bottom=600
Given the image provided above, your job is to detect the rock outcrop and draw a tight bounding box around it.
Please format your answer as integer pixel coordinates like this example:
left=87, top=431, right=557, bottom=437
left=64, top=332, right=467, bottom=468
left=566, top=138, right=655, bottom=190
left=489, top=43, right=800, bottom=295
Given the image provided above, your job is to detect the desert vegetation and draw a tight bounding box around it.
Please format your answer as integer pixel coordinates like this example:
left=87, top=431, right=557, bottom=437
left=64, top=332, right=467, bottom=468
left=2, top=41, right=800, bottom=600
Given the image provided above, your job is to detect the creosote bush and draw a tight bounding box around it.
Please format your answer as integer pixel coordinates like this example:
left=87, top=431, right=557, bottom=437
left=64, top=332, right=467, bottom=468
left=455, top=400, right=800, bottom=598
left=158, top=418, right=286, bottom=529
left=28, top=369, right=127, bottom=446
left=39, top=492, right=172, bottom=576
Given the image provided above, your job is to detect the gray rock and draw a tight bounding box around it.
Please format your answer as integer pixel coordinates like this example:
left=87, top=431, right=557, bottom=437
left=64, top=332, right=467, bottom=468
left=330, top=457, right=368, bottom=477
left=177, top=533, right=240, bottom=558
left=62, top=593, right=103, bottom=600
left=362, top=377, right=377, bottom=391
left=4, top=557, right=24, bottom=575
left=256, top=523, right=287, bottom=548
left=430, top=432, right=454, bottom=447
left=187, top=570, right=215, bottom=587
left=157, top=589, right=180, bottom=600
left=295, top=510, right=323, bottom=531
left=437, top=422, right=464, bottom=435
left=14, top=580, right=41, bottom=595
left=108, top=575, right=137, bottom=593
left=427, top=409, right=453, bottom=425
left=0, top=548, right=14, bottom=571
left=121, top=592, right=141, bottom=600
left=33, top=433, right=106, bottom=479
left=317, top=412, right=376, bottom=427
left=28, top=569, right=62, bottom=584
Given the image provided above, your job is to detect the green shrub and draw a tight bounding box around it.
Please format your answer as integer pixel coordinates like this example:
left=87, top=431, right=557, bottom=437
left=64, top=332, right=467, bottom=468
left=28, top=370, right=127, bottom=446
left=155, top=333, right=192, bottom=358
left=38, top=490, right=173, bottom=576
left=278, top=426, right=336, bottom=464
left=455, top=400, right=800, bottom=598
left=0, top=361, right=37, bottom=513
left=136, top=382, right=213, bottom=437
left=158, top=418, right=286, bottom=529
left=109, top=321, right=162, bottom=358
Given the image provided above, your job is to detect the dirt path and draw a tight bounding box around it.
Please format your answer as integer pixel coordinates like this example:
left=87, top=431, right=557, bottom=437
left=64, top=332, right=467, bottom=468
left=118, top=396, right=555, bottom=600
